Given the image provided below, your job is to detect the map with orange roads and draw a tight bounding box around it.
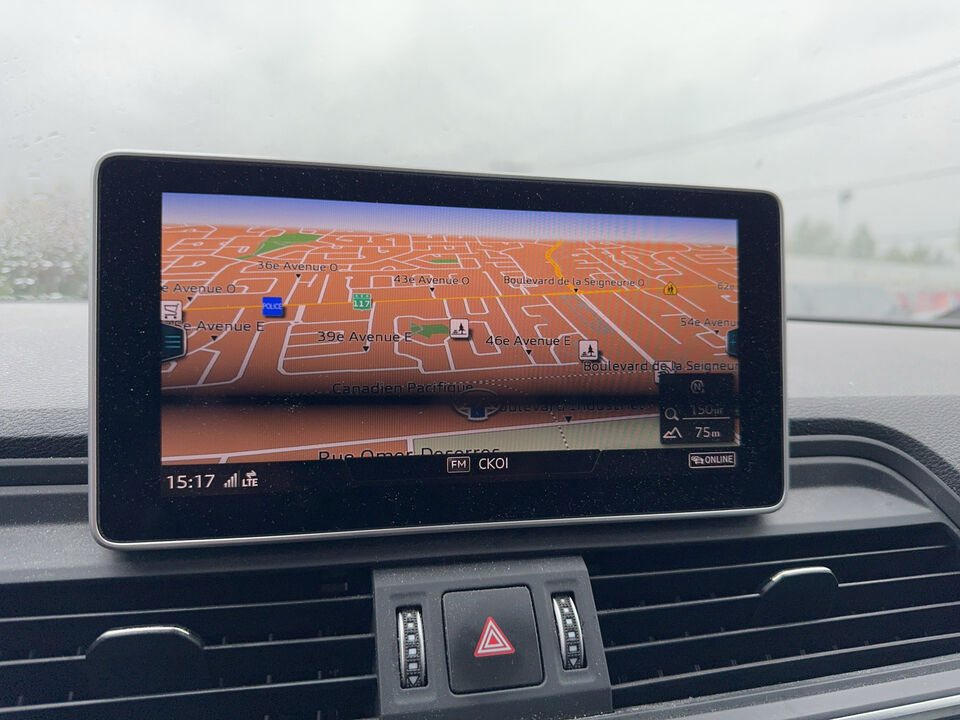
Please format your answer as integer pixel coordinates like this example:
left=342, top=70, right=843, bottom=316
left=160, top=196, right=738, bottom=465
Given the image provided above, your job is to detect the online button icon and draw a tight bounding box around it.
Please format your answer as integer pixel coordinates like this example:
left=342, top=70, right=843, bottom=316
left=689, top=451, right=737, bottom=469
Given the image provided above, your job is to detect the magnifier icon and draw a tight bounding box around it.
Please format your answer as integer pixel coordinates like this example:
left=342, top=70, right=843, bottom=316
left=664, top=407, right=680, bottom=421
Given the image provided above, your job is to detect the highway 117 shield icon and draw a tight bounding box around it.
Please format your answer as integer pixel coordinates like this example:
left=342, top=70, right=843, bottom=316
left=352, top=293, right=372, bottom=310
left=474, top=617, right=515, bottom=657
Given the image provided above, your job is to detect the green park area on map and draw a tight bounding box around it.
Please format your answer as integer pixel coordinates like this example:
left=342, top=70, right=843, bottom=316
left=410, top=322, right=449, bottom=338
left=240, top=232, right=320, bottom=258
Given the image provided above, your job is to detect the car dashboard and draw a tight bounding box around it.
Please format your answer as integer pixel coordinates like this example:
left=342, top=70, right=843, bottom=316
left=2, top=319, right=960, bottom=719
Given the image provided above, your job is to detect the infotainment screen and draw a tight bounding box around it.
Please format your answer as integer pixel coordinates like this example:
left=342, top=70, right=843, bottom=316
left=93, top=154, right=784, bottom=548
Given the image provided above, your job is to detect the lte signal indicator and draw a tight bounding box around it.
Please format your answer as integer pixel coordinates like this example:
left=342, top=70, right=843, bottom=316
left=223, top=473, right=238, bottom=488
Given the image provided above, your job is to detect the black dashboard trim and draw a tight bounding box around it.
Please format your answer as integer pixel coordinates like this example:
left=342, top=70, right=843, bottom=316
left=791, top=423, right=960, bottom=526
left=3, top=431, right=960, bottom=718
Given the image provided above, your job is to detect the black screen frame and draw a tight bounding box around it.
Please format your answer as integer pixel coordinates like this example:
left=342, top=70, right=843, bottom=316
left=92, top=153, right=784, bottom=548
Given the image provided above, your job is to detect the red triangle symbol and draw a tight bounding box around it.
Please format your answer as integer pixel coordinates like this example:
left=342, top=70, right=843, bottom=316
left=473, top=616, right=515, bottom=657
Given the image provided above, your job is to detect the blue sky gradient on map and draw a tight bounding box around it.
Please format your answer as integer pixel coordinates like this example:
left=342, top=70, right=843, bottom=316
left=163, top=192, right=737, bottom=246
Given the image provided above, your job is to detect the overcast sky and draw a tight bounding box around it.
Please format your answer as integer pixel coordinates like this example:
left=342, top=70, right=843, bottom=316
left=3, top=0, right=959, bottom=242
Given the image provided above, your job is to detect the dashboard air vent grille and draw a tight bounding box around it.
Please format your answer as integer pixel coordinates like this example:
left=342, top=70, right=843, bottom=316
left=0, top=567, right=376, bottom=719
left=586, top=523, right=960, bottom=710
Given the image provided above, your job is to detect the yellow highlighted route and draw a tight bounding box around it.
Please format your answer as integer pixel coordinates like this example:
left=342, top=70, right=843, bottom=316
left=177, top=282, right=731, bottom=314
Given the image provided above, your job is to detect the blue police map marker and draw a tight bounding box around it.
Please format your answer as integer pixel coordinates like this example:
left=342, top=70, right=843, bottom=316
left=262, top=296, right=284, bottom=317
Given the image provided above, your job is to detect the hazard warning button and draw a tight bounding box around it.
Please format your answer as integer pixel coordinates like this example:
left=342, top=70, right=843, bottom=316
left=474, top=616, right=515, bottom=657
left=442, top=586, right=543, bottom=693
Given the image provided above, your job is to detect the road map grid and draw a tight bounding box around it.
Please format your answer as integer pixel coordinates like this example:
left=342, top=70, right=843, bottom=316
left=160, top=224, right=738, bottom=464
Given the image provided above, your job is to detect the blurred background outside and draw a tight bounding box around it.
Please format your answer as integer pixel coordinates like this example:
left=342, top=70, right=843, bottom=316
left=2, top=0, right=959, bottom=323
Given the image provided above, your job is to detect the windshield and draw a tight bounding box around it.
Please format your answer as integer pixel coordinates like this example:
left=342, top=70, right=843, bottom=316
left=2, top=1, right=959, bottom=325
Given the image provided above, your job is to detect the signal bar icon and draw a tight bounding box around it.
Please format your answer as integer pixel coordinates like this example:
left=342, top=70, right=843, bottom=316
left=223, top=473, right=238, bottom=488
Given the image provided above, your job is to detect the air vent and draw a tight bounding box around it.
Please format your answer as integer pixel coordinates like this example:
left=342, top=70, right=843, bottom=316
left=586, top=523, right=960, bottom=710
left=0, top=567, right=376, bottom=719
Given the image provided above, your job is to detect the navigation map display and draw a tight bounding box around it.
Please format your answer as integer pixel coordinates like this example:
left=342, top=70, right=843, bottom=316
left=160, top=194, right=739, bottom=469
left=92, top=154, right=784, bottom=548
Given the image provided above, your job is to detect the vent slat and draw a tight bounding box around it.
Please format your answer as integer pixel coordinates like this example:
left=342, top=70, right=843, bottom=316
left=0, top=635, right=376, bottom=707
left=592, top=545, right=952, bottom=607
left=606, top=601, right=960, bottom=683
left=586, top=524, right=950, bottom=577
left=589, top=523, right=960, bottom=709
left=599, top=569, right=960, bottom=647
left=612, top=633, right=960, bottom=708
left=0, top=571, right=369, bottom=618
left=0, top=596, right=372, bottom=661
left=206, top=634, right=376, bottom=684
left=0, top=675, right=377, bottom=720
left=0, top=657, right=83, bottom=708
left=600, top=595, right=756, bottom=647
left=0, top=569, right=377, bottom=717
left=589, top=544, right=951, bottom=581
